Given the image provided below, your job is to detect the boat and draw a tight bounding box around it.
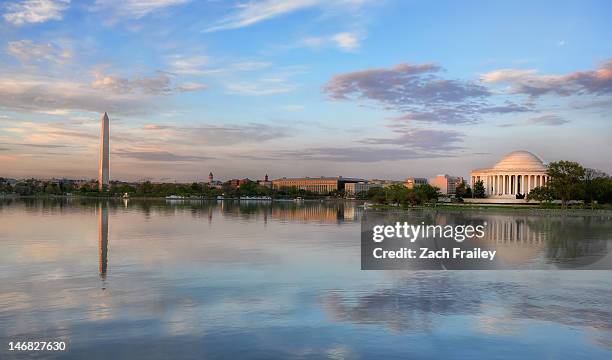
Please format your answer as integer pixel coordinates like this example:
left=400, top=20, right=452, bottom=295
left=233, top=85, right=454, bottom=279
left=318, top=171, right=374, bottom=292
left=239, top=196, right=272, bottom=201
left=165, top=195, right=184, bottom=200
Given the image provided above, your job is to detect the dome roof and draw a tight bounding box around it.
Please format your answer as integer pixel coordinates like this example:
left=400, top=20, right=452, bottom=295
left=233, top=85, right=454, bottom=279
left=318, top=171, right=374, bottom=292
left=493, top=151, right=546, bottom=170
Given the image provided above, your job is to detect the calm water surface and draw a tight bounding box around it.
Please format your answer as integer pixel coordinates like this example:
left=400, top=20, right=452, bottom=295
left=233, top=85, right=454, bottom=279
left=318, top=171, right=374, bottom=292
left=0, top=199, right=611, bottom=359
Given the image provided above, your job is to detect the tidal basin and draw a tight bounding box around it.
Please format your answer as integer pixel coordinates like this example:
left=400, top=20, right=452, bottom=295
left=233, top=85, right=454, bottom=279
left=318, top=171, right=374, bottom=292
left=1, top=199, right=611, bottom=359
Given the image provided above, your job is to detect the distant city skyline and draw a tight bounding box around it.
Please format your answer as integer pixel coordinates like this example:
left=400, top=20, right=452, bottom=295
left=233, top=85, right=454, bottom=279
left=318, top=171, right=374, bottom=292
left=0, top=0, right=611, bottom=181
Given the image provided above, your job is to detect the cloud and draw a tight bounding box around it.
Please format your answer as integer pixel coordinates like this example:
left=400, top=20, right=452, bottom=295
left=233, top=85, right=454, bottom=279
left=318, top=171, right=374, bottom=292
left=478, top=102, right=533, bottom=113
left=92, top=0, right=190, bottom=19
left=481, top=59, right=612, bottom=97
left=323, top=63, right=492, bottom=124
left=324, top=63, right=489, bottom=103
left=113, top=149, right=211, bottom=162
left=0, top=74, right=205, bottom=117
left=3, top=0, right=69, bottom=25
left=225, top=81, right=295, bottom=95
left=331, top=32, right=360, bottom=51
left=324, top=61, right=611, bottom=126
left=12, top=143, right=72, bottom=148
left=0, top=76, right=155, bottom=115
left=167, top=55, right=271, bottom=77
left=360, top=127, right=464, bottom=151
left=175, top=82, right=208, bottom=92
left=480, top=69, right=538, bottom=84
left=255, top=146, right=453, bottom=163
left=142, top=122, right=291, bottom=145
left=0, top=65, right=208, bottom=115
left=497, top=114, right=569, bottom=128
left=90, top=69, right=173, bottom=95
left=204, top=0, right=319, bottom=32
left=167, top=55, right=211, bottom=75
left=299, top=31, right=362, bottom=52
left=204, top=0, right=371, bottom=32
left=323, top=62, right=550, bottom=124
left=223, top=67, right=303, bottom=95
left=7, top=40, right=72, bottom=65
left=525, top=114, right=569, bottom=126
left=391, top=107, right=479, bottom=125
left=243, top=126, right=464, bottom=163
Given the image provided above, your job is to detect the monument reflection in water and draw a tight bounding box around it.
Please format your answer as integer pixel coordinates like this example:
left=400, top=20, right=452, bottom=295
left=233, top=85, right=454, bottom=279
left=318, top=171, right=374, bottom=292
left=0, top=199, right=610, bottom=360
left=98, top=203, right=108, bottom=282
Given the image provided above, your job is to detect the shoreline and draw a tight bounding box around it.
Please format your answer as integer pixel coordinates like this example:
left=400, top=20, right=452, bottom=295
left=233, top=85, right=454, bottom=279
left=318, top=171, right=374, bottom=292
left=2, top=194, right=611, bottom=214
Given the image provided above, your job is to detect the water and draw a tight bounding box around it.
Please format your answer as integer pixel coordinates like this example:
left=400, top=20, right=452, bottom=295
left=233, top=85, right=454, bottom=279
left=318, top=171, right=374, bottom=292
left=0, top=199, right=611, bottom=359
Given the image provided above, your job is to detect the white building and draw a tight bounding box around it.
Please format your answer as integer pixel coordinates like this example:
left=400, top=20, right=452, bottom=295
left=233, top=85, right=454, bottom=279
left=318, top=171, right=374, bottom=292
left=428, top=174, right=461, bottom=195
left=470, top=150, right=549, bottom=198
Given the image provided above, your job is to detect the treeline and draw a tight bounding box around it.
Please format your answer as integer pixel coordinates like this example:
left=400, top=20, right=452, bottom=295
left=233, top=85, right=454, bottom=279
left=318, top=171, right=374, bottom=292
left=526, top=161, right=612, bottom=207
left=0, top=179, right=77, bottom=196
left=83, top=181, right=309, bottom=198
left=357, top=184, right=441, bottom=206
left=0, top=179, right=324, bottom=199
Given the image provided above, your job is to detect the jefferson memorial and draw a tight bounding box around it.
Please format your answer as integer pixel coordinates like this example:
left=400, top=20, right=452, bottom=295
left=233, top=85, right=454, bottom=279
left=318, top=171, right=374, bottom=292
left=470, top=151, right=549, bottom=198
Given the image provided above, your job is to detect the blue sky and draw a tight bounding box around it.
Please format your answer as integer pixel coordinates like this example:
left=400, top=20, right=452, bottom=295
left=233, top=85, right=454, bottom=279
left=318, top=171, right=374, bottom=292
left=0, top=0, right=610, bottom=181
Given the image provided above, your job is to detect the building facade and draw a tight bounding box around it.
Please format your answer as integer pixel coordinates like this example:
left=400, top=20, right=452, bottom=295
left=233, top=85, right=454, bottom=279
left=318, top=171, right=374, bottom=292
left=272, top=176, right=364, bottom=194
left=344, top=182, right=381, bottom=196
left=470, top=150, right=549, bottom=198
left=207, top=172, right=223, bottom=189
left=226, top=178, right=252, bottom=188
left=258, top=174, right=272, bottom=188
left=404, top=177, right=428, bottom=189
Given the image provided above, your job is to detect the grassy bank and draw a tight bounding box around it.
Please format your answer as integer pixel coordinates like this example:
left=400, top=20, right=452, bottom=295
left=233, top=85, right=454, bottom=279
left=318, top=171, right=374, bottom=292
left=370, top=202, right=612, bottom=215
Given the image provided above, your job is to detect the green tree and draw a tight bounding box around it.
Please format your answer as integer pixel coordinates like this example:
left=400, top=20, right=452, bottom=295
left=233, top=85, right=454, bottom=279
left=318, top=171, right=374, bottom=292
left=238, top=181, right=258, bottom=196
left=473, top=180, right=486, bottom=198
left=384, top=184, right=409, bottom=205
left=355, top=191, right=369, bottom=200
left=414, top=184, right=440, bottom=203
left=547, top=161, right=585, bottom=208
left=583, top=168, right=608, bottom=209
left=454, top=180, right=472, bottom=199
left=526, top=185, right=554, bottom=203
left=366, top=187, right=386, bottom=204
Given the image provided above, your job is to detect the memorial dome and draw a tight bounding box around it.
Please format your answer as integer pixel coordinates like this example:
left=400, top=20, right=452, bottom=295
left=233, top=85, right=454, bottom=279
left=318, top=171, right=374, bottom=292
left=493, top=151, right=546, bottom=171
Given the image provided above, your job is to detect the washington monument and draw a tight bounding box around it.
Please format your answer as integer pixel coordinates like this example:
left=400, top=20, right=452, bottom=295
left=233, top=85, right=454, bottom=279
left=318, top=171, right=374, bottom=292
left=98, top=112, right=109, bottom=191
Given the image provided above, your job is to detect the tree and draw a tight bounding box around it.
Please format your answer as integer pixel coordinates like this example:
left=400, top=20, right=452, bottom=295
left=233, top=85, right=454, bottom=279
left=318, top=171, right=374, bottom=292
left=473, top=180, right=486, bottom=198
left=547, top=161, right=585, bottom=208
left=384, top=184, right=409, bottom=205
left=454, top=180, right=472, bottom=199
left=583, top=168, right=608, bottom=209
left=355, top=190, right=369, bottom=200
left=526, top=185, right=554, bottom=203
left=238, top=181, right=258, bottom=196
left=414, top=184, right=440, bottom=203
left=366, top=187, right=386, bottom=204
left=455, top=180, right=468, bottom=199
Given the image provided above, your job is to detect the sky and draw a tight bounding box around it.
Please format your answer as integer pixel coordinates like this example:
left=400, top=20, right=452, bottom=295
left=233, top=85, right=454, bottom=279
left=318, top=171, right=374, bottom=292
left=0, top=0, right=610, bottom=182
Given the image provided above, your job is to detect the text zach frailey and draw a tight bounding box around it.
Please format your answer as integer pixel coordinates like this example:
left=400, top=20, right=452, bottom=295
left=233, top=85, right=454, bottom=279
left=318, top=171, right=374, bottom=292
left=371, top=222, right=496, bottom=261
left=373, top=247, right=496, bottom=260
